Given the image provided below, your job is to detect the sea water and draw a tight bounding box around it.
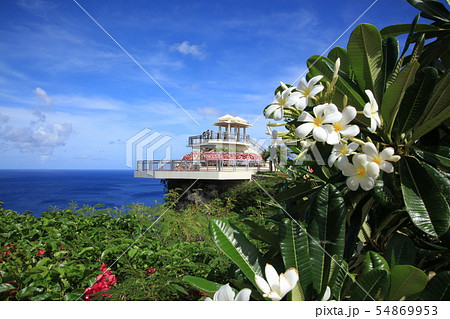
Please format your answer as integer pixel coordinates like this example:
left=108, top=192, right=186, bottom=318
left=0, top=169, right=165, bottom=217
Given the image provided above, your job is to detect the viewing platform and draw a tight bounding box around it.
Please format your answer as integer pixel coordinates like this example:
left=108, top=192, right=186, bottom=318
left=134, top=114, right=269, bottom=181
left=134, top=159, right=269, bottom=180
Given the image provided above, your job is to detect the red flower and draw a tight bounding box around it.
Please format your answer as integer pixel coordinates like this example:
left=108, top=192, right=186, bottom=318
left=146, top=268, right=156, bottom=275
left=84, top=262, right=117, bottom=301
left=37, top=249, right=45, bottom=256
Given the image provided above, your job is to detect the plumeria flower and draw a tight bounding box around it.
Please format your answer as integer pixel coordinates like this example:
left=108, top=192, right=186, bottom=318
left=325, top=106, right=360, bottom=145
left=255, top=264, right=299, bottom=301
left=264, top=84, right=301, bottom=121
left=363, top=90, right=381, bottom=132
left=204, top=284, right=251, bottom=301
left=362, top=142, right=401, bottom=173
left=340, top=154, right=380, bottom=191
left=328, top=141, right=359, bottom=169
left=295, top=75, right=325, bottom=110
left=295, top=103, right=342, bottom=142
left=321, top=286, right=332, bottom=301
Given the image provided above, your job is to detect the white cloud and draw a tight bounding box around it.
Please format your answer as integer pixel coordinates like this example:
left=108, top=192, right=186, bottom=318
left=172, top=41, right=206, bottom=60
left=196, top=106, right=220, bottom=116
left=33, top=87, right=53, bottom=105
left=3, top=120, right=73, bottom=155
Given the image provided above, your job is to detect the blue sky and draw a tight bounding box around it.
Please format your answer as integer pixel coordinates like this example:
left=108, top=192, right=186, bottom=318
left=0, top=0, right=422, bottom=169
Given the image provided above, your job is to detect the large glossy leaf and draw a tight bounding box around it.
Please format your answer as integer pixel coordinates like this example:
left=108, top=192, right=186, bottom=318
left=327, top=47, right=354, bottom=80
left=381, top=37, right=399, bottom=92
left=182, top=276, right=223, bottom=297
left=351, top=252, right=390, bottom=301
left=397, top=67, right=439, bottom=135
left=412, top=105, right=450, bottom=141
left=389, top=265, right=428, bottom=300
left=399, top=157, right=450, bottom=237
left=347, top=23, right=383, bottom=101
left=414, top=145, right=450, bottom=170
left=362, top=251, right=390, bottom=273
left=209, top=219, right=264, bottom=286
left=412, top=71, right=450, bottom=140
left=307, top=184, right=346, bottom=295
left=385, top=233, right=416, bottom=268
left=328, top=257, right=350, bottom=301
left=407, top=0, right=450, bottom=23
left=350, top=269, right=390, bottom=301
left=381, top=59, right=420, bottom=135
left=279, top=218, right=312, bottom=300
left=380, top=23, right=445, bottom=38
left=420, top=271, right=450, bottom=300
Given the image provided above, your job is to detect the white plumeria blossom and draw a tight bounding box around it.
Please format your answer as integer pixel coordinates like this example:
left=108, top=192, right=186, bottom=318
left=362, top=142, right=401, bottom=173
left=341, top=154, right=380, bottom=191
left=295, top=103, right=342, bottom=142
left=254, top=264, right=299, bottom=301
left=204, top=283, right=251, bottom=301
left=363, top=90, right=381, bottom=132
left=325, top=106, right=360, bottom=145
left=321, top=286, right=332, bottom=301
left=328, top=141, right=359, bottom=168
left=264, top=84, right=301, bottom=121
left=295, top=75, right=325, bottom=110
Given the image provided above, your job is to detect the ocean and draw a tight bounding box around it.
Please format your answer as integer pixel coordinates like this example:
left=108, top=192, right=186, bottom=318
left=0, top=170, right=166, bottom=217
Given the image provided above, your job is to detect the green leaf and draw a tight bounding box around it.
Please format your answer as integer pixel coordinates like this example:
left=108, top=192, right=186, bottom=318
left=327, top=257, right=350, bottom=301
left=279, top=218, right=312, bottom=300
left=209, top=219, right=264, bottom=286
left=128, top=248, right=138, bottom=258
left=385, top=233, right=417, bottom=268
left=54, top=250, right=69, bottom=259
left=412, top=70, right=450, bottom=140
left=182, top=276, right=225, bottom=297
left=380, top=60, right=420, bottom=135
left=350, top=269, right=390, bottom=301
left=274, top=182, right=320, bottom=203
left=78, top=247, right=94, bottom=256
left=397, top=67, right=439, bottom=135
left=389, top=265, right=428, bottom=300
left=380, top=23, right=445, bottom=38
left=420, top=271, right=450, bottom=300
left=327, top=47, right=354, bottom=79
left=244, top=219, right=279, bottom=248
left=308, top=184, right=346, bottom=295
left=412, top=105, right=450, bottom=141
left=407, top=0, right=450, bottom=23
left=0, top=283, right=15, bottom=293
left=347, top=23, right=383, bottom=101
left=400, top=157, right=450, bottom=237
left=363, top=251, right=390, bottom=273
left=414, top=145, right=450, bottom=170
left=381, top=37, right=399, bottom=91
left=16, top=286, right=44, bottom=300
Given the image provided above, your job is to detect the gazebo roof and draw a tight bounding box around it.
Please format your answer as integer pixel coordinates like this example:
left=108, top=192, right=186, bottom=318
left=213, top=114, right=251, bottom=128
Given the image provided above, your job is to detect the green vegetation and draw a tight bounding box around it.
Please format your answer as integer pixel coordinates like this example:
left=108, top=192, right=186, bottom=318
left=0, top=180, right=278, bottom=301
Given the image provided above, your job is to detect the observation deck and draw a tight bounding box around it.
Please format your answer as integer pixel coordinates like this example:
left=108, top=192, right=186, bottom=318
left=134, top=114, right=269, bottom=180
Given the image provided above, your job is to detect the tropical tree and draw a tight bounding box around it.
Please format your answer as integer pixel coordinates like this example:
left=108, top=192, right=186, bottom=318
left=184, top=0, right=450, bottom=301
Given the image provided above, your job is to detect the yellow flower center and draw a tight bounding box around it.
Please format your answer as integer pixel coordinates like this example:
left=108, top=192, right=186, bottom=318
left=313, top=116, right=324, bottom=127
left=339, top=145, right=348, bottom=155
left=333, top=122, right=342, bottom=132
left=372, top=157, right=382, bottom=165
left=303, top=88, right=312, bottom=96
left=356, top=167, right=366, bottom=176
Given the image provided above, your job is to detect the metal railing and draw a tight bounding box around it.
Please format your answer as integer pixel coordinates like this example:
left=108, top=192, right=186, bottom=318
left=136, top=159, right=268, bottom=172
left=188, top=131, right=251, bottom=146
